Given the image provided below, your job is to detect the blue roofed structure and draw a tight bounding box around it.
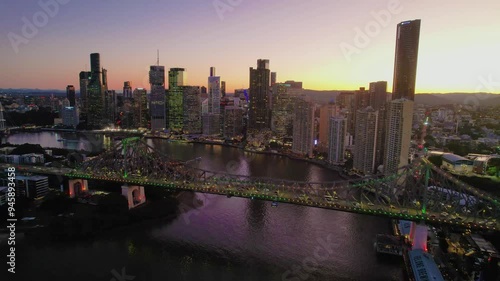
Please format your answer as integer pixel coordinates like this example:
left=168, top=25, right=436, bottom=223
left=409, top=249, right=444, bottom=281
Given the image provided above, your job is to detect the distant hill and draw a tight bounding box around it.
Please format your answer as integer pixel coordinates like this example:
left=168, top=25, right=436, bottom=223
left=415, top=93, right=500, bottom=106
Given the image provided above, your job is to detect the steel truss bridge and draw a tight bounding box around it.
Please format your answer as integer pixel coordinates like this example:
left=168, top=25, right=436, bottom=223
left=65, top=138, right=500, bottom=231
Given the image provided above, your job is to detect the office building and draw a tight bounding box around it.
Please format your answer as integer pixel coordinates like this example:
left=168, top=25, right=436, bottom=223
left=383, top=99, right=414, bottom=173
left=183, top=86, right=202, bottom=134
left=271, top=83, right=297, bottom=137
left=223, top=106, right=243, bottom=138
left=133, top=88, right=148, bottom=128
left=123, top=81, right=133, bottom=99
left=167, top=68, right=186, bottom=131
left=271, top=72, right=277, bottom=86
left=79, top=71, right=91, bottom=117
left=369, top=81, right=388, bottom=110
left=292, top=96, right=314, bottom=157
left=62, top=106, right=79, bottom=127
left=328, top=116, right=347, bottom=164
left=15, top=175, right=49, bottom=200
left=66, top=85, right=76, bottom=107
left=221, top=81, right=226, bottom=97
left=392, top=19, right=421, bottom=101
left=86, top=53, right=105, bottom=129
left=149, top=63, right=166, bottom=131
left=284, top=80, right=303, bottom=89
left=202, top=67, right=221, bottom=135
left=249, top=59, right=271, bottom=130
left=353, top=107, right=378, bottom=175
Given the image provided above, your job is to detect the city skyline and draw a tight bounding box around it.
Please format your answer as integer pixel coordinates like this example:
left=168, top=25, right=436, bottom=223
left=2, top=0, right=500, bottom=93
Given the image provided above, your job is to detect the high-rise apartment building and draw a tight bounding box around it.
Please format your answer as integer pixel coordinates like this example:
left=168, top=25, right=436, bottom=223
left=353, top=107, right=378, bottom=175
left=392, top=20, right=421, bottom=101
left=328, top=116, right=347, bottom=164
left=292, top=96, right=314, bottom=157
left=249, top=59, right=271, bottom=130
left=319, top=103, right=340, bottom=152
left=149, top=64, right=166, bottom=131
left=337, top=92, right=355, bottom=137
left=383, top=99, right=414, bottom=174
left=66, top=85, right=76, bottom=107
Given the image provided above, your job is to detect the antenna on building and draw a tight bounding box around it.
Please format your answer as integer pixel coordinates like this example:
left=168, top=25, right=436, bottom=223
left=157, top=49, right=159, bottom=66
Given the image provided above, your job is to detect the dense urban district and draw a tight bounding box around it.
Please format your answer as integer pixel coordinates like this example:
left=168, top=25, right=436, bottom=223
left=1, top=19, right=500, bottom=281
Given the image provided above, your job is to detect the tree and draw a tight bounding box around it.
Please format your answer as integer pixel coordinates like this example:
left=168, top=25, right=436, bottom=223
left=428, top=155, right=443, bottom=167
left=487, top=158, right=500, bottom=178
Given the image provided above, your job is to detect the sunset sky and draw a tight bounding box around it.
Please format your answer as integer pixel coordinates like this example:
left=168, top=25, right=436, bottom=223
left=1, top=0, right=500, bottom=93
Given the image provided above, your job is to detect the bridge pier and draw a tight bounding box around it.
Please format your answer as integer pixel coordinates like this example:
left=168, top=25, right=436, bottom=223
left=409, top=222, right=428, bottom=251
left=121, top=185, right=146, bottom=209
left=68, top=179, right=89, bottom=198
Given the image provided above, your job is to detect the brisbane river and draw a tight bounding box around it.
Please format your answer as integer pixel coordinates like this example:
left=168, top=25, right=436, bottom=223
left=3, top=132, right=403, bottom=281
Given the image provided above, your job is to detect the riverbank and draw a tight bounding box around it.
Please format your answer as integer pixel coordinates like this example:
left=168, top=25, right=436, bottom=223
left=164, top=137, right=351, bottom=178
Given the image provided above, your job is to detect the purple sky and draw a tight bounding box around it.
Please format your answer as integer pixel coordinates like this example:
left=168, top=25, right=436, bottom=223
left=1, top=0, right=500, bottom=93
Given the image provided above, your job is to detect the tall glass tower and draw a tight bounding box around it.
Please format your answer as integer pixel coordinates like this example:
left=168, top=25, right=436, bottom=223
left=87, top=53, right=105, bottom=129
left=167, top=68, right=185, bottom=131
left=392, top=19, right=421, bottom=101
left=149, top=64, right=166, bottom=132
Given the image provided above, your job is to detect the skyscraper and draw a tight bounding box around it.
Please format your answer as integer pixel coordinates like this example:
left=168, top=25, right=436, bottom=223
left=392, top=19, right=421, bottom=101
left=337, top=91, right=355, bottom=137
left=369, top=81, right=388, bottom=110
left=328, top=116, right=347, bottom=164
left=79, top=71, right=91, bottom=117
left=167, top=68, right=186, bottom=131
left=132, top=88, right=148, bottom=129
left=353, top=107, right=378, bottom=175
left=383, top=99, right=414, bottom=174
left=149, top=64, right=166, bottom=131
left=202, top=67, right=221, bottom=135
left=223, top=106, right=243, bottom=138
left=221, top=81, right=226, bottom=97
left=66, top=85, right=76, bottom=107
left=123, top=81, right=132, bottom=99
left=271, top=83, right=298, bottom=137
left=249, top=59, right=271, bottom=130
left=86, top=53, right=105, bottom=129
left=292, top=96, right=314, bottom=157
left=182, top=86, right=202, bottom=134
left=319, top=103, right=340, bottom=152
left=271, top=72, right=277, bottom=86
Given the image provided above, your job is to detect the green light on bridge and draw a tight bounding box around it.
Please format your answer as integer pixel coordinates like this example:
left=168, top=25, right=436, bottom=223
left=421, top=206, right=426, bottom=214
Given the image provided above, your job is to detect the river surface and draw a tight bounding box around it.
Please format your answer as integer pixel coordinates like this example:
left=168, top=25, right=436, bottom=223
left=1, top=132, right=403, bottom=281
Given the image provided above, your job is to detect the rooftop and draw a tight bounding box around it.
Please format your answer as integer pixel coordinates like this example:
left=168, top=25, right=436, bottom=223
left=409, top=249, right=444, bottom=281
left=442, top=153, right=472, bottom=163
